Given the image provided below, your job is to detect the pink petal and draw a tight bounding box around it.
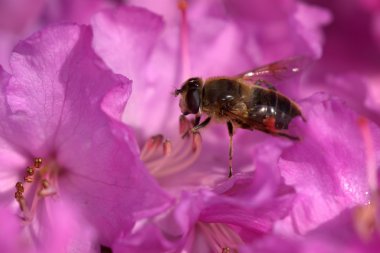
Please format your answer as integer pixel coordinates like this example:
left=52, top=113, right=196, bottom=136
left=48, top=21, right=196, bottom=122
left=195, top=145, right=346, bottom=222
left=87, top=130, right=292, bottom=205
left=0, top=207, right=20, bottom=253
left=92, top=6, right=164, bottom=82
left=201, top=170, right=295, bottom=235
left=113, top=191, right=203, bottom=252
left=4, top=24, right=171, bottom=244
left=0, top=66, right=29, bottom=204
left=34, top=201, right=98, bottom=253
left=224, top=0, right=330, bottom=61
left=278, top=93, right=378, bottom=233
left=242, top=204, right=380, bottom=253
left=92, top=6, right=180, bottom=139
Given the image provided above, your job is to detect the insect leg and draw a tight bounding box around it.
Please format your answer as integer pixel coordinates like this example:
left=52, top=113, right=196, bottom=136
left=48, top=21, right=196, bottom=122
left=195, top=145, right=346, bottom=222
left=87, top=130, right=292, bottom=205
left=227, top=121, right=234, bottom=178
left=194, top=115, right=201, bottom=126
left=275, top=132, right=300, bottom=141
left=191, top=116, right=211, bottom=132
left=263, top=128, right=300, bottom=141
left=181, top=115, right=204, bottom=139
left=255, top=79, right=276, bottom=91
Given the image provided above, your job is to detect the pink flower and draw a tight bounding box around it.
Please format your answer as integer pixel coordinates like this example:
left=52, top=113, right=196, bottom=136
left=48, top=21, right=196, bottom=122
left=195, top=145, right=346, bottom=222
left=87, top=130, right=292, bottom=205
left=90, top=0, right=379, bottom=251
left=242, top=194, right=380, bottom=253
left=0, top=0, right=120, bottom=71
left=91, top=4, right=308, bottom=250
left=88, top=1, right=375, bottom=251
left=2, top=0, right=378, bottom=252
left=0, top=207, right=20, bottom=253
left=0, top=203, right=98, bottom=253
left=91, top=0, right=329, bottom=152
left=0, top=24, right=170, bottom=251
left=276, top=93, right=380, bottom=233
left=240, top=114, right=380, bottom=253
left=113, top=176, right=295, bottom=252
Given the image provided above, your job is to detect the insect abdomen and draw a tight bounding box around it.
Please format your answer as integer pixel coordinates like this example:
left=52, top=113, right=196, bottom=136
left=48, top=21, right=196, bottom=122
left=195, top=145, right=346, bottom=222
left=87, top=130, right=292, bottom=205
left=249, top=88, right=301, bottom=130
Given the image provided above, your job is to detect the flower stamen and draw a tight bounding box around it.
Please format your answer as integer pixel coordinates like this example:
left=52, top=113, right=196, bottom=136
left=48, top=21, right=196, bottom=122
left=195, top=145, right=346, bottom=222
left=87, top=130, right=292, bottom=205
left=178, top=0, right=190, bottom=81
left=34, top=157, right=43, bottom=168
left=140, top=135, right=164, bottom=162
left=14, top=158, right=59, bottom=221
left=222, top=247, right=231, bottom=253
left=163, top=140, right=172, bottom=156
left=141, top=117, right=202, bottom=178
left=198, top=223, right=241, bottom=253
left=358, top=117, right=377, bottom=193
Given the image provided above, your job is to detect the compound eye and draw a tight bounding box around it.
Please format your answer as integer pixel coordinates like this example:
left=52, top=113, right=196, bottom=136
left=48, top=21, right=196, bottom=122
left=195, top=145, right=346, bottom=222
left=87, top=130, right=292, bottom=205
left=187, top=77, right=201, bottom=89
left=186, top=88, right=200, bottom=114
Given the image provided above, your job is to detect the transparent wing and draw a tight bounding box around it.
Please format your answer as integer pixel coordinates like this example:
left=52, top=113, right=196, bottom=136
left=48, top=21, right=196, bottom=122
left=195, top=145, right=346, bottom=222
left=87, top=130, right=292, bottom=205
left=237, top=56, right=313, bottom=84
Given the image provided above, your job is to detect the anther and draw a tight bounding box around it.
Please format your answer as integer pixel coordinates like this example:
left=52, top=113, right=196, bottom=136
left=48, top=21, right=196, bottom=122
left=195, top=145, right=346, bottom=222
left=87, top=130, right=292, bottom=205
left=222, top=248, right=230, bottom=253
left=15, top=182, right=24, bottom=192
left=163, top=140, right=172, bottom=156
left=179, top=115, right=191, bottom=136
left=141, top=135, right=164, bottom=160
left=192, top=132, right=202, bottom=152
left=26, top=167, right=34, bottom=176
left=41, top=179, right=49, bottom=189
left=15, top=191, right=23, bottom=201
left=24, top=176, right=33, bottom=183
left=146, top=135, right=164, bottom=151
left=34, top=157, right=43, bottom=168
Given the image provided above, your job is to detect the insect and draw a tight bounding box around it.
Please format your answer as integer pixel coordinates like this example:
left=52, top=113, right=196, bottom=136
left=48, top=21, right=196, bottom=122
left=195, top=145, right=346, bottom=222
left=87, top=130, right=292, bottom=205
left=174, top=56, right=308, bottom=177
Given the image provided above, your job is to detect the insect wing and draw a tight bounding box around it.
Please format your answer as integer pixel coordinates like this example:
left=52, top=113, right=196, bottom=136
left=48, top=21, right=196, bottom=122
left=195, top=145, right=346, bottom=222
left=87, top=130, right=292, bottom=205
left=237, top=56, right=313, bottom=84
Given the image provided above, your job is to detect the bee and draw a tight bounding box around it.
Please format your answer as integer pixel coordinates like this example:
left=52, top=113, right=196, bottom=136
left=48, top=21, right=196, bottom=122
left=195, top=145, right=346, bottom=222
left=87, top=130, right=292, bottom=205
left=174, top=56, right=309, bottom=177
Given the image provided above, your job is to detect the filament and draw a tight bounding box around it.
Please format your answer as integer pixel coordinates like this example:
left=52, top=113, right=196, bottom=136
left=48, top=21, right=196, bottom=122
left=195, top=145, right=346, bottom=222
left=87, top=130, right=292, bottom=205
left=198, top=222, right=241, bottom=253
left=354, top=117, right=379, bottom=240
left=178, top=0, right=190, bottom=80
left=141, top=117, right=202, bottom=178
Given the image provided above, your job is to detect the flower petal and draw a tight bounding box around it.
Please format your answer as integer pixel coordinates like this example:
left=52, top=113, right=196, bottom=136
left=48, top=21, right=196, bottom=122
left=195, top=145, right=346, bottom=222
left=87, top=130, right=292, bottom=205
left=113, top=191, right=203, bottom=253
left=92, top=6, right=181, bottom=139
left=4, top=24, right=171, bottom=244
left=0, top=66, right=29, bottom=204
left=278, top=93, right=378, bottom=233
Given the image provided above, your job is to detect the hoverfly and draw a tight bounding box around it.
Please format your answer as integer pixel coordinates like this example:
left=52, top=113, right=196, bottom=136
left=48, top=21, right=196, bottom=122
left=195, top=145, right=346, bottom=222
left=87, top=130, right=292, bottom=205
left=175, top=56, right=309, bottom=177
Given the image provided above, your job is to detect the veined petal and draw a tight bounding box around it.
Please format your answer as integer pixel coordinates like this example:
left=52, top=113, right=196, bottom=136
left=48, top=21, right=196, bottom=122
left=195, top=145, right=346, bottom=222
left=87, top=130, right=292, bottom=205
left=2, top=24, right=171, bottom=245
left=0, top=66, right=29, bottom=205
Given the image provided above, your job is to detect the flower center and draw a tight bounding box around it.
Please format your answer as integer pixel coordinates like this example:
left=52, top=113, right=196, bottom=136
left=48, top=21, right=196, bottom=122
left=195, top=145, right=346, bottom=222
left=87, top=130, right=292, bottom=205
left=14, top=157, right=59, bottom=222
left=141, top=116, right=202, bottom=178
left=198, top=222, right=242, bottom=253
